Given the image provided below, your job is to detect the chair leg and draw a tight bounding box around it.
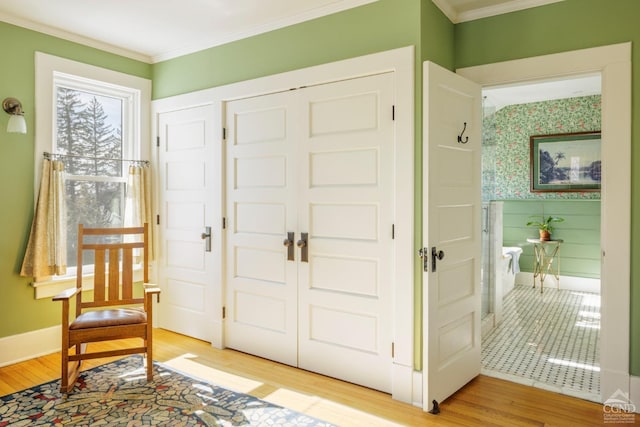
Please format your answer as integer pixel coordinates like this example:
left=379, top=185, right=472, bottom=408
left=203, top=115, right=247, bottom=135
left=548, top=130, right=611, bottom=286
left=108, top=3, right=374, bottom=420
left=60, top=344, right=69, bottom=392
left=146, top=339, right=153, bottom=381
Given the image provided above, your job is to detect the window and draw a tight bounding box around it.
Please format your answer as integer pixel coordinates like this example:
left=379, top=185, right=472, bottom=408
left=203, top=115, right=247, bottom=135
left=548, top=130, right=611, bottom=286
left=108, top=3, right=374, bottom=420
left=36, top=53, right=151, bottom=278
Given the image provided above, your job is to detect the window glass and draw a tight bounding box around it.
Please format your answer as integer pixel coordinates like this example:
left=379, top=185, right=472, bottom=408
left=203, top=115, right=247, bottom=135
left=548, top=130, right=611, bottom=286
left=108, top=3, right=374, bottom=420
left=36, top=52, right=151, bottom=277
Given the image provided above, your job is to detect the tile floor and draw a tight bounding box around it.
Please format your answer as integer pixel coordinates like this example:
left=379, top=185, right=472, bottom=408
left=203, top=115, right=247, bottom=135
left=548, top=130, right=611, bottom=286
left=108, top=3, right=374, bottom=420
left=481, top=284, right=600, bottom=402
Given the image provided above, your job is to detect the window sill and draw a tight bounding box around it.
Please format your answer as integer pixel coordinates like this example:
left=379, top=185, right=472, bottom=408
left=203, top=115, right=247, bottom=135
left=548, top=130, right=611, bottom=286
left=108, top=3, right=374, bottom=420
left=31, top=267, right=144, bottom=300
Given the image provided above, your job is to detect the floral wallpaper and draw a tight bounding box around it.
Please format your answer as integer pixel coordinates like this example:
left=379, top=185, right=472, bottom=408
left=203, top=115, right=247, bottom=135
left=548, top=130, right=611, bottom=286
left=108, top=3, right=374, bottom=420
left=483, top=95, right=601, bottom=200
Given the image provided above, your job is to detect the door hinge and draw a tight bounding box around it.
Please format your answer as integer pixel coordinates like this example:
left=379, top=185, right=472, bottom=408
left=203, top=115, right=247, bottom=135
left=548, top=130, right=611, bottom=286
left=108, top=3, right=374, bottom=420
left=222, top=127, right=226, bottom=140
left=392, top=224, right=395, bottom=239
left=391, top=342, right=395, bottom=358
left=392, top=105, right=395, bottom=121
left=156, top=214, right=160, bottom=225
left=222, top=306, right=226, bottom=319
left=156, top=136, right=160, bottom=147
left=222, top=217, right=227, bottom=229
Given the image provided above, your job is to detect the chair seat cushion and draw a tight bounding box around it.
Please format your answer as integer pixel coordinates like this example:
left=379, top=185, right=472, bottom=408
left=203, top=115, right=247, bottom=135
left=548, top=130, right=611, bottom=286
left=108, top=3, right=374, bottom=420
left=70, top=308, right=146, bottom=330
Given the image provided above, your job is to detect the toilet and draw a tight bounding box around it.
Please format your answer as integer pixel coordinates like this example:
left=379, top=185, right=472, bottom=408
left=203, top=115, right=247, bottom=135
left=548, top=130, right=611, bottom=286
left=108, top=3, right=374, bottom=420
left=500, top=246, right=522, bottom=298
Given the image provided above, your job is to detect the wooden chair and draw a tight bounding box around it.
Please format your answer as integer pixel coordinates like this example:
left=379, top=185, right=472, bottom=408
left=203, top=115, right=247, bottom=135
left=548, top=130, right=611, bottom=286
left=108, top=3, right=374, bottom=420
left=53, top=224, right=160, bottom=393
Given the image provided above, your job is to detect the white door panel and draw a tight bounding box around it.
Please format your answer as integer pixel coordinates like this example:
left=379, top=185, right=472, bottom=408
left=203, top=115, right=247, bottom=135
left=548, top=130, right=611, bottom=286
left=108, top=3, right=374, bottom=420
left=224, top=72, right=395, bottom=392
left=423, top=62, right=482, bottom=410
left=158, top=105, right=216, bottom=342
left=298, top=73, right=394, bottom=393
left=225, top=92, right=299, bottom=366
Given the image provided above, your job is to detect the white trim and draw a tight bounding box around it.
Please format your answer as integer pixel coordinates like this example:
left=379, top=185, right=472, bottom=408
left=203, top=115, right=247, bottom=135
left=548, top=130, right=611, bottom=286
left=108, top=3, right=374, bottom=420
left=0, top=13, right=151, bottom=63
left=153, top=46, right=415, bottom=402
left=0, top=326, right=61, bottom=367
left=458, top=42, right=632, bottom=404
left=432, top=0, right=565, bottom=24
left=630, top=375, right=640, bottom=414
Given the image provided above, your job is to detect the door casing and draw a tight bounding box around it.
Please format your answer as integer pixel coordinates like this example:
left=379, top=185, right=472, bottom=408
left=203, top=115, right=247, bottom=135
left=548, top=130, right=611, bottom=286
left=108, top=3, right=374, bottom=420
left=457, top=42, right=632, bottom=403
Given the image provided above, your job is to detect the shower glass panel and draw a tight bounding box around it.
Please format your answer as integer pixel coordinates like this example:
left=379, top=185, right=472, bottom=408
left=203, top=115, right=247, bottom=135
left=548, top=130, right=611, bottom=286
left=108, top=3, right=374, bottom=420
left=481, top=97, right=497, bottom=319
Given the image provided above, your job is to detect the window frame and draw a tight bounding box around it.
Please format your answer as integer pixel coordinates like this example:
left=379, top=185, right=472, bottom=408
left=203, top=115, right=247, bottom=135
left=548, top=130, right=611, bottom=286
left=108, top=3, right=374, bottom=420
left=33, top=52, right=151, bottom=298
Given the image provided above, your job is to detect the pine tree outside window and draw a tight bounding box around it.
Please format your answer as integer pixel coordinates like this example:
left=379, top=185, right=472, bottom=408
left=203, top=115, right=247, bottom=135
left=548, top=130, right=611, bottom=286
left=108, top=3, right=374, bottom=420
left=54, top=82, right=129, bottom=267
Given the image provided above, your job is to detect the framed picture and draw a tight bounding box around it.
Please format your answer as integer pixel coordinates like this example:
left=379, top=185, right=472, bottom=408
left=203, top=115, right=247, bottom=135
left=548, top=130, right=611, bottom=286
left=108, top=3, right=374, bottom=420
left=530, top=131, right=601, bottom=192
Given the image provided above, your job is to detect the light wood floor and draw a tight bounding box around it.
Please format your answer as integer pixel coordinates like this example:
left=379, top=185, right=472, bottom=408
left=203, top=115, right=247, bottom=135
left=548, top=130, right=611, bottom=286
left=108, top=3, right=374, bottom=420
left=0, top=328, right=607, bottom=426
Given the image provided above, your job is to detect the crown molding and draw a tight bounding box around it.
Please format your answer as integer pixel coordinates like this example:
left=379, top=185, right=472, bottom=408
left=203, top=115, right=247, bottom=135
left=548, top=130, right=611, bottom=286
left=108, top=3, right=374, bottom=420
left=0, top=13, right=152, bottom=63
left=433, top=0, right=565, bottom=24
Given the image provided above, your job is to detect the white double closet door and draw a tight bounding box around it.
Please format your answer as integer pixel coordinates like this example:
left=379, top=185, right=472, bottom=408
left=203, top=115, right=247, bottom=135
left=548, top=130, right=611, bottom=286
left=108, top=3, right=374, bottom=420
left=224, top=72, right=395, bottom=392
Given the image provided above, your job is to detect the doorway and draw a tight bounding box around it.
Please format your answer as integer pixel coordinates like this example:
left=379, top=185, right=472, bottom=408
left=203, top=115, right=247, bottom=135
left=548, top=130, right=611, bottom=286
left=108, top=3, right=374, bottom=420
left=458, top=42, right=631, bottom=404
left=478, top=75, right=602, bottom=402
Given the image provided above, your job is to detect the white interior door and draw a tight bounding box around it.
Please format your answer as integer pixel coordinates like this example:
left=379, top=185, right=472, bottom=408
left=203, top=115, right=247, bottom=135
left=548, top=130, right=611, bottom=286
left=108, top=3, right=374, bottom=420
left=157, top=105, right=217, bottom=342
left=224, top=92, right=299, bottom=366
left=297, top=73, right=395, bottom=393
left=224, top=72, right=395, bottom=392
left=423, top=61, right=482, bottom=411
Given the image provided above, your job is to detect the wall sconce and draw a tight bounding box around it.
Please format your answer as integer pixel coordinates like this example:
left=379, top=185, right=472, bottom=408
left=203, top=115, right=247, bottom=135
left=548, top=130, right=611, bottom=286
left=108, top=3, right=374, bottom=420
left=3, top=97, right=27, bottom=134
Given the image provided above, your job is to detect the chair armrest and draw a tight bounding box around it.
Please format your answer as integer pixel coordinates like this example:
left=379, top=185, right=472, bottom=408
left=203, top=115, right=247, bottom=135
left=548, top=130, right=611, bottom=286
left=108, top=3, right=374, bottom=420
left=143, top=283, right=161, bottom=303
left=52, top=287, right=80, bottom=301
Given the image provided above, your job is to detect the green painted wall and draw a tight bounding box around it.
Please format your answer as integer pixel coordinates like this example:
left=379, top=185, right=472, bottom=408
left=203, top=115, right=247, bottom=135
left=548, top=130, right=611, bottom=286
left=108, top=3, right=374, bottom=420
left=454, top=0, right=640, bottom=380
left=0, top=22, right=151, bottom=338
left=503, top=200, right=601, bottom=278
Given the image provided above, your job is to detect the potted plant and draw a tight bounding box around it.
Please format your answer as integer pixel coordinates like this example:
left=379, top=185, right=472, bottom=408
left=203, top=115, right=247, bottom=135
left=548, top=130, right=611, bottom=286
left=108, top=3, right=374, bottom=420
left=526, top=215, right=564, bottom=241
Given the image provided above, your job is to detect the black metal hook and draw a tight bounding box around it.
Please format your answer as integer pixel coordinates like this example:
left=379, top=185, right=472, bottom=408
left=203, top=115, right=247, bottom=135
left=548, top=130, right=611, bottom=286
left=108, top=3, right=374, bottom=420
left=457, top=122, right=469, bottom=144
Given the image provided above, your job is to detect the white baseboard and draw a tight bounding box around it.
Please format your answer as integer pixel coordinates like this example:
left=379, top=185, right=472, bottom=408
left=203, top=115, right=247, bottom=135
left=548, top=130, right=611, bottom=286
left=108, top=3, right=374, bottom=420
left=630, top=375, right=640, bottom=414
left=412, top=370, right=423, bottom=408
left=0, top=325, right=61, bottom=367
left=391, top=362, right=413, bottom=404
left=515, top=272, right=600, bottom=294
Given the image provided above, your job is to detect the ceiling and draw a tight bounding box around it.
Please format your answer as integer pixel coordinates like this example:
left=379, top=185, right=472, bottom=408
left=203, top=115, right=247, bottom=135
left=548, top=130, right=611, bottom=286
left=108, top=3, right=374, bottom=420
left=0, top=0, right=564, bottom=64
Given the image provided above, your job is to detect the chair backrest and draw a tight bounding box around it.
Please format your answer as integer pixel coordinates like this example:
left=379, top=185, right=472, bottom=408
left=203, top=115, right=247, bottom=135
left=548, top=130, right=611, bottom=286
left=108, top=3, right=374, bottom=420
left=75, top=224, right=149, bottom=316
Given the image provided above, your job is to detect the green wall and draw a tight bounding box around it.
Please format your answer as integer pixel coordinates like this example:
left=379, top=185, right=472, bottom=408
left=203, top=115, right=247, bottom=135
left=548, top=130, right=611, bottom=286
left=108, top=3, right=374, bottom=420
left=0, top=22, right=151, bottom=337
left=503, top=200, right=601, bottom=278
left=454, top=0, right=640, bottom=380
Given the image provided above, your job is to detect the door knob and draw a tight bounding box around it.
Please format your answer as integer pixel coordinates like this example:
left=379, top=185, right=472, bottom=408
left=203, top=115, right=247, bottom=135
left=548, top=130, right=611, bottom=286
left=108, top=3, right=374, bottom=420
left=201, top=226, right=211, bottom=252
left=283, top=232, right=295, bottom=261
left=431, top=246, right=445, bottom=272
left=297, top=232, right=308, bottom=262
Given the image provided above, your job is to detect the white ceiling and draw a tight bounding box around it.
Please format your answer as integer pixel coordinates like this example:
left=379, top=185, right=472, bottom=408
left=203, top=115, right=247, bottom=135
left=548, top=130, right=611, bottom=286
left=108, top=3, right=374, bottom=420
left=0, top=0, right=564, bottom=64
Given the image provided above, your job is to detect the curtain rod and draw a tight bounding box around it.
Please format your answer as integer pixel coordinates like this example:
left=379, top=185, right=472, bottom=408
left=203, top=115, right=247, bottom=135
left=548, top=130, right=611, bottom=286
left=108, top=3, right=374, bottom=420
left=43, top=151, right=149, bottom=165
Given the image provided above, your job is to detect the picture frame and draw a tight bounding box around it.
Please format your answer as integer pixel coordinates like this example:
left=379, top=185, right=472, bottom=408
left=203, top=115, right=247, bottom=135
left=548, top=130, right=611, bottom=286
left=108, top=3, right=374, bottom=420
left=530, top=131, right=601, bottom=192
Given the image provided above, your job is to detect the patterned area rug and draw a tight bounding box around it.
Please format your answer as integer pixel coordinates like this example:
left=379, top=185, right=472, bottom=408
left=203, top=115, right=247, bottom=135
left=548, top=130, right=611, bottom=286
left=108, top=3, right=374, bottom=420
left=0, top=356, right=335, bottom=426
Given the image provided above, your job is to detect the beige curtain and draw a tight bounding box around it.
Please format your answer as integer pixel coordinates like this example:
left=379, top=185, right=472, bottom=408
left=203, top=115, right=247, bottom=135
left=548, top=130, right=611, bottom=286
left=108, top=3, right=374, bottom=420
left=20, top=159, right=67, bottom=279
left=124, top=163, right=153, bottom=260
